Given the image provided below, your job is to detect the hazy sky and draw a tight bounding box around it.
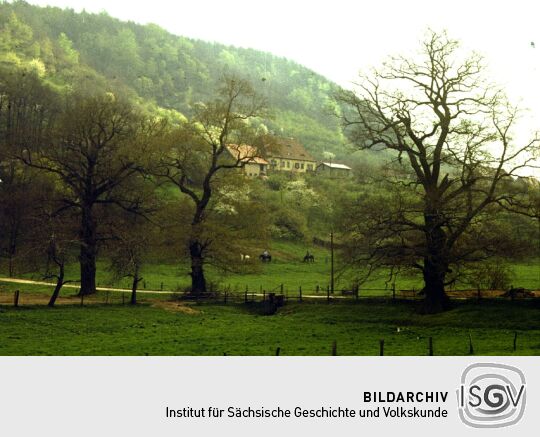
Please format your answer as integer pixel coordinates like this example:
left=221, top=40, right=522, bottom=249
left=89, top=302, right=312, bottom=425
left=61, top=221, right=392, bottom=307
left=24, top=0, right=540, bottom=168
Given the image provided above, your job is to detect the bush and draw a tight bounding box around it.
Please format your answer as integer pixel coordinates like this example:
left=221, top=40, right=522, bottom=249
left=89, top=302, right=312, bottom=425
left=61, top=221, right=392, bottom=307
left=466, top=260, right=516, bottom=290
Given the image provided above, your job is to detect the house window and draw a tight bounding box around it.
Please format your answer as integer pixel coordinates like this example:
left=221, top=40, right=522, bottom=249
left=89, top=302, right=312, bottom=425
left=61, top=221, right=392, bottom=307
left=295, top=162, right=300, bottom=169
left=286, top=161, right=290, bottom=168
left=280, top=161, right=285, bottom=167
left=301, top=163, right=304, bottom=169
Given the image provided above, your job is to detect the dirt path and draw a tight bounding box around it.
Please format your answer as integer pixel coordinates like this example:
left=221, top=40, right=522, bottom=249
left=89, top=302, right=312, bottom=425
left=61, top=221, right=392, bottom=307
left=0, top=277, right=172, bottom=294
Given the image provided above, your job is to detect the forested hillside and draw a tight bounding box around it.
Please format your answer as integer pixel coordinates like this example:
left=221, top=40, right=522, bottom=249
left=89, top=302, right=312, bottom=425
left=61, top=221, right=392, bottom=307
left=0, top=0, right=348, bottom=158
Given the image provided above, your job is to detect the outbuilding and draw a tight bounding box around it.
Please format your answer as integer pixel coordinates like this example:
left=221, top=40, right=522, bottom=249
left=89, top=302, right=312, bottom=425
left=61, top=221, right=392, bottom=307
left=315, top=162, right=352, bottom=178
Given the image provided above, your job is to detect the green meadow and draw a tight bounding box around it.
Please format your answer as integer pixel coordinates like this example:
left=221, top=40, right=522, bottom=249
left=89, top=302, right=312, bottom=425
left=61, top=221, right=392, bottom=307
left=0, top=298, right=539, bottom=356
left=7, top=241, right=539, bottom=295
left=1, top=241, right=538, bottom=356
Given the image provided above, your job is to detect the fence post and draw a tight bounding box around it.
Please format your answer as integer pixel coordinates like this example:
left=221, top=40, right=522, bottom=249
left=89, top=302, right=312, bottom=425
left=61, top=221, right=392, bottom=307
left=428, top=337, right=433, bottom=356
left=468, top=333, right=474, bottom=355
left=224, top=290, right=228, bottom=305
left=299, top=286, right=302, bottom=302
left=379, top=339, right=384, bottom=356
left=14, top=290, right=20, bottom=307
left=327, top=285, right=330, bottom=303
left=160, top=282, right=163, bottom=291
left=280, top=284, right=284, bottom=294
left=122, top=293, right=125, bottom=305
left=316, top=285, right=320, bottom=293
left=263, top=290, right=266, bottom=301
left=332, top=340, right=337, bottom=356
left=245, top=286, right=248, bottom=303
left=105, top=291, right=110, bottom=305
left=513, top=332, right=518, bottom=352
left=80, top=292, right=85, bottom=307
left=275, top=347, right=281, bottom=356
left=392, top=284, right=396, bottom=302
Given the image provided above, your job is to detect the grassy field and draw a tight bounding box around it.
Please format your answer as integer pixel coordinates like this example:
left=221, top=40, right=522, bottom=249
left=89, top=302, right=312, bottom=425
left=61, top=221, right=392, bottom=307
left=0, top=291, right=539, bottom=355
left=5, top=241, right=539, bottom=295
left=1, top=241, right=538, bottom=356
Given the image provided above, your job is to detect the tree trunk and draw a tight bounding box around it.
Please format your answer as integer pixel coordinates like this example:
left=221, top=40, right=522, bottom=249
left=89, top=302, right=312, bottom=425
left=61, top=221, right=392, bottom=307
left=422, top=258, right=449, bottom=313
left=130, top=266, right=140, bottom=305
left=422, top=211, right=450, bottom=313
left=8, top=254, right=14, bottom=278
left=7, top=226, right=18, bottom=277
left=79, top=205, right=97, bottom=295
left=48, top=264, right=64, bottom=307
left=189, top=239, right=206, bottom=296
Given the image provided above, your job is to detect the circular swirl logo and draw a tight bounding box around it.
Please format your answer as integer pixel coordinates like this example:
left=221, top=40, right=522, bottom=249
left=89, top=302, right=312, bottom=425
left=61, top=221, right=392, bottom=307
left=458, top=363, right=526, bottom=428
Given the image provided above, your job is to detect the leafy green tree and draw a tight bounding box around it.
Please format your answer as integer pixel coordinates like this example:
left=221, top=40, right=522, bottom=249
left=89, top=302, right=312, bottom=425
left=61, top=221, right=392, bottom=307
left=0, top=12, right=33, bottom=54
left=0, top=66, right=59, bottom=276
left=153, top=76, right=269, bottom=295
left=57, top=32, right=79, bottom=67
left=18, top=93, right=157, bottom=295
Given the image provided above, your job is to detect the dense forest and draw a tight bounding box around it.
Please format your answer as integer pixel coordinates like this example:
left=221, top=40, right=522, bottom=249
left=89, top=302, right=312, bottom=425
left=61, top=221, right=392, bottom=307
left=0, top=0, right=349, bottom=159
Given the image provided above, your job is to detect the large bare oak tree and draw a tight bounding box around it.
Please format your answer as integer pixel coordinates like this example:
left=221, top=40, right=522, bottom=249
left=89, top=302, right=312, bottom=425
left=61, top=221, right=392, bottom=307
left=337, top=31, right=539, bottom=312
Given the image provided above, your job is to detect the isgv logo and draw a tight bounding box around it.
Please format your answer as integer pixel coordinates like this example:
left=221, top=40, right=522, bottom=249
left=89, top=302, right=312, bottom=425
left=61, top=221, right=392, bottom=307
left=458, top=363, right=526, bottom=428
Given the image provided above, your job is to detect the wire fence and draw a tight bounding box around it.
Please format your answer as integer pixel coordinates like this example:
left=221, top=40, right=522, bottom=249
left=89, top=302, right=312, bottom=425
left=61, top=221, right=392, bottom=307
left=1, top=281, right=538, bottom=308
left=174, top=282, right=539, bottom=304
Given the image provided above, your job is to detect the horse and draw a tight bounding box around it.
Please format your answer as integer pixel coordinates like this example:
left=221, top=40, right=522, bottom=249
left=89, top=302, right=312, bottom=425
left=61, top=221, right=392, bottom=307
left=259, top=253, right=272, bottom=263
left=303, top=254, right=315, bottom=263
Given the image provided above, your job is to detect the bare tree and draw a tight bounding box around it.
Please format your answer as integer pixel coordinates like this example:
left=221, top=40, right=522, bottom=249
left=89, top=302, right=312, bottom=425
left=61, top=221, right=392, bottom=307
left=107, top=211, right=157, bottom=305
left=39, top=216, right=78, bottom=307
left=153, top=76, right=270, bottom=296
left=337, top=31, right=539, bottom=312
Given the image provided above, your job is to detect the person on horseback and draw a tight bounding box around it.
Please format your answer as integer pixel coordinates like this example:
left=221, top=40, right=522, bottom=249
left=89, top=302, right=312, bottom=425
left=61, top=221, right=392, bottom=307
left=260, top=249, right=272, bottom=263
left=303, top=251, right=315, bottom=263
